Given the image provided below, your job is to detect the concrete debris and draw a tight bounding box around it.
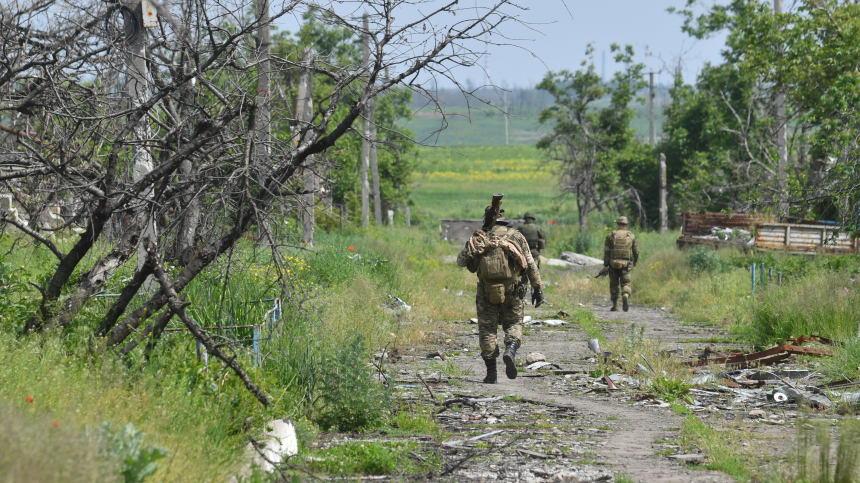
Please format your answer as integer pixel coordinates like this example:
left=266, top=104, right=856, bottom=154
left=748, top=409, right=766, bottom=419
left=469, top=318, right=478, bottom=324
left=526, top=352, right=546, bottom=364
left=243, top=419, right=298, bottom=474
left=587, top=339, right=601, bottom=354
left=559, top=251, right=604, bottom=267
left=526, top=361, right=559, bottom=371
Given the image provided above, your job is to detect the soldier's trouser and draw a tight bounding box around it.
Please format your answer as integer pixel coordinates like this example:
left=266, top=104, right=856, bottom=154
left=608, top=266, right=632, bottom=301
left=476, top=285, right=524, bottom=359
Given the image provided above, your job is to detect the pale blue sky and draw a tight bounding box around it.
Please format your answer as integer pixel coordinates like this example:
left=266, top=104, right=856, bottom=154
left=273, top=1, right=730, bottom=88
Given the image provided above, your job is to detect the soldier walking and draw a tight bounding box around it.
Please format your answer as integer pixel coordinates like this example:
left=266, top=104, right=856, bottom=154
left=517, top=212, right=546, bottom=267
left=457, top=196, right=543, bottom=384
left=603, top=216, right=639, bottom=312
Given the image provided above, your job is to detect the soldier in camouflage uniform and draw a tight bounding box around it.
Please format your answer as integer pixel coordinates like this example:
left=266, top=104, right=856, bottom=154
left=517, top=212, right=547, bottom=268
left=457, top=208, right=543, bottom=384
left=603, top=216, right=639, bottom=312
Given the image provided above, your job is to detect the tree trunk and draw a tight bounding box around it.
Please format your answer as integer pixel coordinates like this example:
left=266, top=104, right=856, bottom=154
left=370, top=98, right=382, bottom=225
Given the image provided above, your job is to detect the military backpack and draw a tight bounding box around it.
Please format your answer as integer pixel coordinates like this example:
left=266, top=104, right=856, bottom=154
left=477, top=227, right=518, bottom=304
left=609, top=230, right=634, bottom=269
left=518, top=223, right=541, bottom=251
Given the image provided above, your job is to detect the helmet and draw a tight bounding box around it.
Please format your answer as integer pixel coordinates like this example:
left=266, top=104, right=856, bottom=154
left=616, top=216, right=629, bottom=225
left=523, top=212, right=536, bottom=220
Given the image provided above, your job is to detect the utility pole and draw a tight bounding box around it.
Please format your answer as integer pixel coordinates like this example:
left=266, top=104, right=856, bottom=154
left=126, top=1, right=156, bottom=288
left=360, top=13, right=371, bottom=229
left=649, top=72, right=656, bottom=147
left=775, top=0, right=788, bottom=215
left=504, top=91, right=509, bottom=145
left=659, top=153, right=668, bottom=233
left=297, top=49, right=314, bottom=246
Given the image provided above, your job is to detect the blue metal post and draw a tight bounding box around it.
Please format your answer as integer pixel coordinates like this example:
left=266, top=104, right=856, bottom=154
left=760, top=264, right=765, bottom=288
left=253, top=326, right=261, bottom=367
left=751, top=263, right=756, bottom=294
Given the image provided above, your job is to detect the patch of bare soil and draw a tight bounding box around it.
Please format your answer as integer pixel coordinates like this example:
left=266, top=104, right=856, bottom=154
left=376, top=288, right=818, bottom=482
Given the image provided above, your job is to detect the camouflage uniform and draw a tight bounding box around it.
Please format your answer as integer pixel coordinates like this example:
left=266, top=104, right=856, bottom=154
left=517, top=214, right=546, bottom=268
left=457, top=225, right=542, bottom=360
left=603, top=219, right=639, bottom=311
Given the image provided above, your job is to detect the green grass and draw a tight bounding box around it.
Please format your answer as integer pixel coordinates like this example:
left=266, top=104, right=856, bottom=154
left=682, top=415, right=754, bottom=481
left=303, top=441, right=440, bottom=475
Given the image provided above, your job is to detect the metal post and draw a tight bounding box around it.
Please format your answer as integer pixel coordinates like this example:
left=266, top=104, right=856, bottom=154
left=387, top=209, right=394, bottom=226
left=253, top=325, right=261, bottom=367
left=405, top=206, right=411, bottom=227
left=752, top=263, right=757, bottom=294
left=778, top=271, right=782, bottom=286
left=760, top=264, right=766, bottom=288
left=769, top=267, right=773, bottom=284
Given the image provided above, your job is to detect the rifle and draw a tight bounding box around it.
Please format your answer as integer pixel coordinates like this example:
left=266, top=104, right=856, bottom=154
left=481, top=193, right=504, bottom=231
left=595, top=266, right=610, bottom=278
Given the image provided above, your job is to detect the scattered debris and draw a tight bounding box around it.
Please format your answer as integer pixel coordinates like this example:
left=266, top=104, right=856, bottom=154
left=525, top=352, right=546, bottom=364
left=427, top=351, right=446, bottom=361
left=559, top=251, right=604, bottom=267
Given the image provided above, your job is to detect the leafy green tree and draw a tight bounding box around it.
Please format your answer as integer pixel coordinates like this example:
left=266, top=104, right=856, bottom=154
left=665, top=0, right=860, bottom=231
left=537, top=44, right=649, bottom=232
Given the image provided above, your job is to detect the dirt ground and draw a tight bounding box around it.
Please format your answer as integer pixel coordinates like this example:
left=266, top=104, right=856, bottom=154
left=372, top=282, right=812, bottom=483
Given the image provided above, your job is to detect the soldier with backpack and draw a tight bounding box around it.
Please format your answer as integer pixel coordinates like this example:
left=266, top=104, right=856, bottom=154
left=603, top=216, right=640, bottom=312
left=457, top=195, right=543, bottom=384
left=517, top=212, right=546, bottom=267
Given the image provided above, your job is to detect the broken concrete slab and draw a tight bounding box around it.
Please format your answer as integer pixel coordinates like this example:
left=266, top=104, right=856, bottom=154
left=559, top=251, right=604, bottom=266
left=526, top=352, right=546, bottom=364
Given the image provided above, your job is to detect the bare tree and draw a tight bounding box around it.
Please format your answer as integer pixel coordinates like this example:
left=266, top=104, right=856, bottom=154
left=0, top=0, right=527, bottom=403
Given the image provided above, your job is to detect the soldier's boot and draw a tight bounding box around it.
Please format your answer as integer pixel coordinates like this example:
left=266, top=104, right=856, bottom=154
left=610, top=299, right=619, bottom=312
left=502, top=340, right=520, bottom=379
left=482, top=357, right=497, bottom=384
left=622, top=293, right=629, bottom=312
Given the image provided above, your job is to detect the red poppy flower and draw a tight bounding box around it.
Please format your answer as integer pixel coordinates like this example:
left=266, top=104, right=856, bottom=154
left=348, top=246, right=355, bottom=252
left=548, top=220, right=557, bottom=224
left=53, top=421, right=59, bottom=427
left=26, top=396, right=34, bottom=403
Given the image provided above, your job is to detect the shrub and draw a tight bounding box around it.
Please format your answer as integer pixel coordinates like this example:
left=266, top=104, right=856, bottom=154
left=572, top=231, right=597, bottom=256
left=687, top=246, right=725, bottom=273
left=100, top=422, right=168, bottom=483
left=314, top=333, right=390, bottom=432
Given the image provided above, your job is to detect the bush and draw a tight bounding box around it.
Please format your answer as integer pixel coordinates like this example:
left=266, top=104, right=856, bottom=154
left=315, top=333, right=390, bottom=432
left=100, top=422, right=168, bottom=483
left=687, top=246, right=725, bottom=273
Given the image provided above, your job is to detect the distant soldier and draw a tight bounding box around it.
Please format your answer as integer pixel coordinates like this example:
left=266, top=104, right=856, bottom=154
left=517, top=212, right=546, bottom=267
left=603, top=216, right=639, bottom=312
left=457, top=197, right=543, bottom=384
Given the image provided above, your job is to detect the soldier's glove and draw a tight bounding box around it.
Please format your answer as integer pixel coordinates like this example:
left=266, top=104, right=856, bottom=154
left=531, top=288, right=544, bottom=308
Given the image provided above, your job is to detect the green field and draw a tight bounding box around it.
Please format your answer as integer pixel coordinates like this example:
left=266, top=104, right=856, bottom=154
left=410, top=145, right=574, bottom=221
left=402, top=99, right=665, bottom=146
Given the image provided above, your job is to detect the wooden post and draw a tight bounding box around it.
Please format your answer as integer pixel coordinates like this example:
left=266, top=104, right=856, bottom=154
left=360, top=13, right=371, bottom=229
left=339, top=204, right=344, bottom=234
left=297, top=48, right=315, bottom=246
left=405, top=206, right=411, bottom=227
left=659, top=153, right=667, bottom=233
left=370, top=98, right=382, bottom=225
left=775, top=0, right=788, bottom=215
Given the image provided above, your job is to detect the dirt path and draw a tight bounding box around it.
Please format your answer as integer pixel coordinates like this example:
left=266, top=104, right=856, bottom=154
left=392, top=296, right=742, bottom=482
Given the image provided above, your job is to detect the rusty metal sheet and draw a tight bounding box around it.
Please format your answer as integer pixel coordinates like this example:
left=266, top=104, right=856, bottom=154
left=686, top=340, right=831, bottom=367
